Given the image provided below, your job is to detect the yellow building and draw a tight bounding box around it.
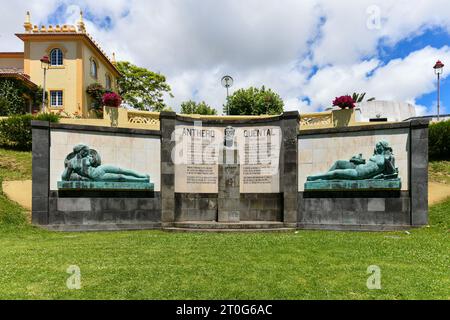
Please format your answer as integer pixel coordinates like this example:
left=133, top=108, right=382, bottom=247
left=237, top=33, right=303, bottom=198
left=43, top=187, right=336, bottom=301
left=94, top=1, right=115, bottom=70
left=0, top=11, right=120, bottom=117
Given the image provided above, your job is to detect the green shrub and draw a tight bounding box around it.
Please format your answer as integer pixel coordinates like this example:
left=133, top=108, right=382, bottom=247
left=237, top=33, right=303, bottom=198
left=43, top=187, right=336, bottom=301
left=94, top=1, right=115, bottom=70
left=224, top=86, right=284, bottom=115
left=0, top=79, right=26, bottom=115
left=429, top=120, right=450, bottom=160
left=0, top=113, right=59, bottom=150
left=34, top=112, right=60, bottom=123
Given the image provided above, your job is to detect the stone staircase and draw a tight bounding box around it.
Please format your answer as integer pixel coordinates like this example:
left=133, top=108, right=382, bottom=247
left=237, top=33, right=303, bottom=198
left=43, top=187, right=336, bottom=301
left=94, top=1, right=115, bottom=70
left=163, top=221, right=296, bottom=233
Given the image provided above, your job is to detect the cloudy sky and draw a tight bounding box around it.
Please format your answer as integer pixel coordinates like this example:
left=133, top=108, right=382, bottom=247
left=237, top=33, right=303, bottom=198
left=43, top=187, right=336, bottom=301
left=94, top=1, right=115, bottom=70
left=1, top=0, right=450, bottom=115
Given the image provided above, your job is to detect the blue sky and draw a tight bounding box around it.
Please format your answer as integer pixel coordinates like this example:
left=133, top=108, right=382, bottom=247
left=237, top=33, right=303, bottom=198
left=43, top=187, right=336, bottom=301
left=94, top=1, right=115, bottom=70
left=3, top=0, right=450, bottom=114
left=376, top=27, right=450, bottom=114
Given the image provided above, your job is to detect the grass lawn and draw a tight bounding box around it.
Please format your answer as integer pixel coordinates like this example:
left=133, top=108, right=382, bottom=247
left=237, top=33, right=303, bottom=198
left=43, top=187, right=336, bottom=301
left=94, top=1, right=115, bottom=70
left=429, top=161, right=450, bottom=184
left=0, top=149, right=448, bottom=299
left=0, top=148, right=32, bottom=181
left=0, top=148, right=31, bottom=225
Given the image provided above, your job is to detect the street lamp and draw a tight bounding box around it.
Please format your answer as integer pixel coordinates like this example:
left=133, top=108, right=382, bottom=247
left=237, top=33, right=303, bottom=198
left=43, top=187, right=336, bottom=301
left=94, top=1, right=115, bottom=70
left=433, top=60, right=444, bottom=121
left=221, top=75, right=234, bottom=115
left=40, top=55, right=50, bottom=112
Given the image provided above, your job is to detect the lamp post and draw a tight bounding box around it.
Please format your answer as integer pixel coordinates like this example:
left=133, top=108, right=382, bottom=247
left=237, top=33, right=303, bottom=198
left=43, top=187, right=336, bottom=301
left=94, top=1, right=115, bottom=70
left=221, top=75, right=233, bottom=115
left=40, top=56, right=50, bottom=112
left=433, top=60, right=444, bottom=121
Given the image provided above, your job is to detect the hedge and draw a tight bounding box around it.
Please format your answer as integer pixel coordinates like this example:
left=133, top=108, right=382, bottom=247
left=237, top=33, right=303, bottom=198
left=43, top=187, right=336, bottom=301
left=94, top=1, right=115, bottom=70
left=429, top=119, right=450, bottom=160
left=0, top=113, right=59, bottom=150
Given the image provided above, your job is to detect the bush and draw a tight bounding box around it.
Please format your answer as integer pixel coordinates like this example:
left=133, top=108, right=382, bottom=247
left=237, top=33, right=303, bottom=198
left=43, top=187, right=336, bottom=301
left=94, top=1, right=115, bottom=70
left=86, top=83, right=105, bottom=111
left=0, top=113, right=59, bottom=150
left=0, top=79, right=26, bottom=115
left=429, top=120, right=450, bottom=160
left=180, top=100, right=217, bottom=115
left=224, top=86, right=284, bottom=115
left=34, top=112, right=60, bottom=123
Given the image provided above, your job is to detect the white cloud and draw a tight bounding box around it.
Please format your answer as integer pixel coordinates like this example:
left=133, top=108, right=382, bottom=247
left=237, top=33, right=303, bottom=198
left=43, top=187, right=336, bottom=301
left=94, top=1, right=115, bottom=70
left=303, top=46, right=450, bottom=110
left=0, top=1, right=60, bottom=51
left=2, top=0, right=450, bottom=114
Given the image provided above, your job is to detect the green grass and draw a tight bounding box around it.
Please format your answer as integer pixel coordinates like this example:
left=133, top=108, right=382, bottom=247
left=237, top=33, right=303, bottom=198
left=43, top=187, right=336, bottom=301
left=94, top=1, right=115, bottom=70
left=0, top=201, right=448, bottom=300
left=0, top=148, right=31, bottom=224
left=0, top=148, right=32, bottom=181
left=0, top=149, right=448, bottom=299
left=429, top=161, right=450, bottom=184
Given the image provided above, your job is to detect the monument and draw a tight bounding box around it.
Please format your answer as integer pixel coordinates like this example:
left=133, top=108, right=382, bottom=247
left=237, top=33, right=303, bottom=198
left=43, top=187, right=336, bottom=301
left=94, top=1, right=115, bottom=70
left=57, top=143, right=154, bottom=191
left=31, top=111, right=429, bottom=231
left=304, top=140, right=401, bottom=190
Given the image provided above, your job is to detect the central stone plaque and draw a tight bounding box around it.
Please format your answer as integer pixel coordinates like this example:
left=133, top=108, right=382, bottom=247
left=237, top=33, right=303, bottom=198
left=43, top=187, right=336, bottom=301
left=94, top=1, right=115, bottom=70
left=174, top=124, right=281, bottom=194
left=174, top=125, right=223, bottom=193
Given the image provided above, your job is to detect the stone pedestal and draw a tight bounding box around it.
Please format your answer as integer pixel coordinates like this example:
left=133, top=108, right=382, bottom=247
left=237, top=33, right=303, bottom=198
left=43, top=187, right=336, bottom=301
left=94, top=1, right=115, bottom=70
left=218, top=148, right=240, bottom=222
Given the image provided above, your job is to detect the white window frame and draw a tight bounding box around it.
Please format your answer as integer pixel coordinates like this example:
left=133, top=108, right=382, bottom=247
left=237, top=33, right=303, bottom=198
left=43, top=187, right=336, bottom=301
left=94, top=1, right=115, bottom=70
left=50, top=90, right=63, bottom=108
left=50, top=48, right=63, bottom=66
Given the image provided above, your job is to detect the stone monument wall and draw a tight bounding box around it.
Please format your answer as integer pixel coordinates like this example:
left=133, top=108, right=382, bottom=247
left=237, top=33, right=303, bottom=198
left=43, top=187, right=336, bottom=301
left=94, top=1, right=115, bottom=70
left=31, top=113, right=428, bottom=231
left=171, top=115, right=286, bottom=222
left=32, top=121, right=162, bottom=231
left=297, top=120, right=429, bottom=231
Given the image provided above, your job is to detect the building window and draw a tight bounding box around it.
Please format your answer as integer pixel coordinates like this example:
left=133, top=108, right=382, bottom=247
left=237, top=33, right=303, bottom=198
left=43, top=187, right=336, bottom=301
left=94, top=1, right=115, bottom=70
left=105, top=74, right=112, bottom=90
left=90, top=59, right=98, bottom=79
left=50, top=90, right=63, bottom=107
left=50, top=48, right=63, bottom=66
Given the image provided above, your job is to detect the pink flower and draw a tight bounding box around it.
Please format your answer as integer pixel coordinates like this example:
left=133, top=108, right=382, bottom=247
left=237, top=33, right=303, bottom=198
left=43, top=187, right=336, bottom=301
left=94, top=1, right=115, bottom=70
left=102, top=92, right=122, bottom=108
left=332, top=95, right=355, bottom=109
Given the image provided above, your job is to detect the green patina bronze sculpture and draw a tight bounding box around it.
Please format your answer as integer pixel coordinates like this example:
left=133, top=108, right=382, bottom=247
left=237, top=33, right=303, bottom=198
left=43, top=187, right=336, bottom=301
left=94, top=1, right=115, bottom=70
left=58, top=144, right=153, bottom=190
left=305, top=140, right=401, bottom=190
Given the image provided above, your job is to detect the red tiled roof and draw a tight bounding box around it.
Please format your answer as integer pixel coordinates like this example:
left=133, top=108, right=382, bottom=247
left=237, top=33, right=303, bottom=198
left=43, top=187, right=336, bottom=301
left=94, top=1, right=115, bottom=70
left=0, top=68, right=37, bottom=88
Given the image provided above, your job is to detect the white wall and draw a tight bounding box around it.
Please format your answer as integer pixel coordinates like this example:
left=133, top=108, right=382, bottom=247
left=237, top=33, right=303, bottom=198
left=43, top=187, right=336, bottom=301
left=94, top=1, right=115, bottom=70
left=298, top=128, right=409, bottom=191
left=355, top=101, right=416, bottom=122
left=50, top=130, right=161, bottom=191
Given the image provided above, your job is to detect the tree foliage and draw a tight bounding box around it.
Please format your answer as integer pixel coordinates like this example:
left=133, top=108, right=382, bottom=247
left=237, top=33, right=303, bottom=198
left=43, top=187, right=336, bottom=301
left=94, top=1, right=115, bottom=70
left=429, top=120, right=450, bottom=160
left=116, top=61, right=173, bottom=112
left=0, top=79, right=45, bottom=116
left=0, top=113, right=59, bottom=150
left=224, top=86, right=284, bottom=115
left=0, top=79, right=26, bottom=115
left=180, top=100, right=217, bottom=115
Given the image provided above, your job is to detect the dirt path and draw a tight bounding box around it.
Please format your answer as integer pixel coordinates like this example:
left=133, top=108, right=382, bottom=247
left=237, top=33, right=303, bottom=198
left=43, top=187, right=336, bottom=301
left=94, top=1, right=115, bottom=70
left=428, top=182, right=450, bottom=205
left=2, top=180, right=32, bottom=211
left=2, top=180, right=450, bottom=211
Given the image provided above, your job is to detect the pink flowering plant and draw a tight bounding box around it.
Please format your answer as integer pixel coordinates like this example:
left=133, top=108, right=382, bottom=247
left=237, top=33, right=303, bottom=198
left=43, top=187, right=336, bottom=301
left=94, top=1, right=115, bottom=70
left=102, top=92, right=122, bottom=108
left=332, top=95, right=355, bottom=109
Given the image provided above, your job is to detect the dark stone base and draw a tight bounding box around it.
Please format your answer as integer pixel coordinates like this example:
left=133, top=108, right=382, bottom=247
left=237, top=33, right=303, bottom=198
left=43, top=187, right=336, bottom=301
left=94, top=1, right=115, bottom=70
left=298, top=191, right=412, bottom=230
left=43, top=191, right=161, bottom=228
left=297, top=223, right=415, bottom=231
left=43, top=222, right=161, bottom=232
left=174, top=193, right=283, bottom=222
left=240, top=193, right=283, bottom=221
left=175, top=193, right=218, bottom=221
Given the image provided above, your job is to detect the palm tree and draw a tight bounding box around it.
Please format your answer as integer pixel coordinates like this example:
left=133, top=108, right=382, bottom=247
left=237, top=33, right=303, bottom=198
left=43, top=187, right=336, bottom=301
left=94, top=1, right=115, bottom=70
left=351, top=92, right=375, bottom=103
